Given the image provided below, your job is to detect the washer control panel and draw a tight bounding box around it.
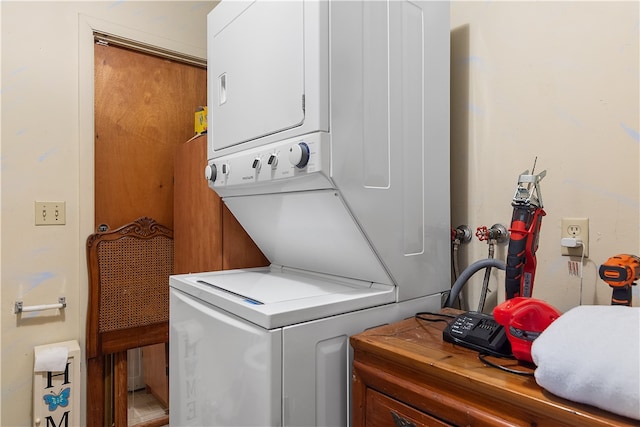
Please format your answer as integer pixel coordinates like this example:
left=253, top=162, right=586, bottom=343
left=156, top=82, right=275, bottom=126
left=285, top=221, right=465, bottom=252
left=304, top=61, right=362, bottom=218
left=205, top=132, right=330, bottom=190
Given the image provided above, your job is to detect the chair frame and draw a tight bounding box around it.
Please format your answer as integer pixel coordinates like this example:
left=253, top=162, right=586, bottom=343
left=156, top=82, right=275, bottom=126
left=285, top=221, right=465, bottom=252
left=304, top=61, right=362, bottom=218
left=86, top=217, right=173, bottom=427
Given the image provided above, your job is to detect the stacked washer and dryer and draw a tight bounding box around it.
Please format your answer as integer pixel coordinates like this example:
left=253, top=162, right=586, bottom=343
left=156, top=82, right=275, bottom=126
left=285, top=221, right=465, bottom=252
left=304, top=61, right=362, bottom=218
left=169, top=1, right=450, bottom=425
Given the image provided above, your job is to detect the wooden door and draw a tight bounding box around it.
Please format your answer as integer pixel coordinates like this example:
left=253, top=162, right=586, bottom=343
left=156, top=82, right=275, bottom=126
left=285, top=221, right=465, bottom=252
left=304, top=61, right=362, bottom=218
left=94, top=43, right=206, bottom=229
left=93, top=42, right=206, bottom=425
left=174, top=135, right=223, bottom=274
left=174, top=135, right=268, bottom=274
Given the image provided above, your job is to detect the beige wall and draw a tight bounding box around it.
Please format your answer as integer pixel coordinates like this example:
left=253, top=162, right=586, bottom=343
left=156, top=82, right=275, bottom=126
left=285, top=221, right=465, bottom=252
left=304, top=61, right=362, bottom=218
left=450, top=1, right=639, bottom=312
left=0, top=1, right=214, bottom=425
left=1, top=0, right=638, bottom=425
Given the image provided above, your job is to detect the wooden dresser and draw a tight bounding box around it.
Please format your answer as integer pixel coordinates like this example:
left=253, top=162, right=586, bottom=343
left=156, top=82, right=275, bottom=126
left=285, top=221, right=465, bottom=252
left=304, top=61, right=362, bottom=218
left=350, top=313, right=637, bottom=427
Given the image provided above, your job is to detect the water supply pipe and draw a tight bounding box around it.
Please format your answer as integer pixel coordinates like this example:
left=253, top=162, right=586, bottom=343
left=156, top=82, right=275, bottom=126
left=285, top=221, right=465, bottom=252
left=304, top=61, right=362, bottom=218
left=451, top=225, right=472, bottom=281
left=444, top=258, right=506, bottom=308
left=450, top=225, right=472, bottom=310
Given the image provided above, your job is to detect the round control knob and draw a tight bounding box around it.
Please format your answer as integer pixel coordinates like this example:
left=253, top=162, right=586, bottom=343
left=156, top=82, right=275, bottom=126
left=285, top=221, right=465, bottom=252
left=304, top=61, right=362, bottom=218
left=289, top=142, right=310, bottom=168
left=204, top=164, right=217, bottom=183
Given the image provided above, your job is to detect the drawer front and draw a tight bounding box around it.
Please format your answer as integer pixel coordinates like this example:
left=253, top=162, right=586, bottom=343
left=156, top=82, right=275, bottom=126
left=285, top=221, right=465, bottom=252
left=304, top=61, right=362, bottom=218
left=365, top=388, right=451, bottom=427
left=353, top=360, right=530, bottom=427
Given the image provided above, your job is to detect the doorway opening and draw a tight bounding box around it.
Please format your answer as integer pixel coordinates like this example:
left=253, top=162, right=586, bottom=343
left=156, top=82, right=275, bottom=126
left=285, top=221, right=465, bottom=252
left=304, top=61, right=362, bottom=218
left=93, top=34, right=206, bottom=427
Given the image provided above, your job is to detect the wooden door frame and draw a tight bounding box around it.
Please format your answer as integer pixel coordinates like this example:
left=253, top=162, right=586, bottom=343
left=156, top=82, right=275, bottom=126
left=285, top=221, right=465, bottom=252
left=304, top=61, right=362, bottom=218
left=78, top=14, right=207, bottom=426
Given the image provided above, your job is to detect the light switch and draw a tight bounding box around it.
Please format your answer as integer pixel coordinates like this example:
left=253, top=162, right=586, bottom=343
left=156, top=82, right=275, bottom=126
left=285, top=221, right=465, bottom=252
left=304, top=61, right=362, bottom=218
left=35, top=201, right=66, bottom=225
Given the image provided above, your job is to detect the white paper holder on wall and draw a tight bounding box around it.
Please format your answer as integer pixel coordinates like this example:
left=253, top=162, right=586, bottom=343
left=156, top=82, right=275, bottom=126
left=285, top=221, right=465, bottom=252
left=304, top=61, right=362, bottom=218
left=33, top=340, right=81, bottom=427
left=15, top=297, right=66, bottom=314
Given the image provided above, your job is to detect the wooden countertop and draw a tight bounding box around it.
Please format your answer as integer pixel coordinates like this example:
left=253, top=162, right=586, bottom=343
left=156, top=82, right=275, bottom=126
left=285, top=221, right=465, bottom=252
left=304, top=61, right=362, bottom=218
left=350, top=310, right=637, bottom=426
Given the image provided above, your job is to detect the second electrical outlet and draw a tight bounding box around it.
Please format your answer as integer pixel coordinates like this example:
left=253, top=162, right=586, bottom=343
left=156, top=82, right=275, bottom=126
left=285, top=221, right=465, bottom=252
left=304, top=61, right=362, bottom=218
left=561, top=217, right=588, bottom=257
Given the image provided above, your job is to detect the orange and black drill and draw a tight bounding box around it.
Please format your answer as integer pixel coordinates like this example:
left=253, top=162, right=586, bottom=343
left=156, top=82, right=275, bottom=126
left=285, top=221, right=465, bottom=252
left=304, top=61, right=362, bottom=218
left=599, top=254, right=640, bottom=306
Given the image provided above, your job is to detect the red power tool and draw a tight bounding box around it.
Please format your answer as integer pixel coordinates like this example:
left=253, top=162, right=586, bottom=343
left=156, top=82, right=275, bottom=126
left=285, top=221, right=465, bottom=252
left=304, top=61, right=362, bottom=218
left=493, top=297, right=562, bottom=363
left=505, top=168, right=547, bottom=299
left=599, top=254, right=640, bottom=306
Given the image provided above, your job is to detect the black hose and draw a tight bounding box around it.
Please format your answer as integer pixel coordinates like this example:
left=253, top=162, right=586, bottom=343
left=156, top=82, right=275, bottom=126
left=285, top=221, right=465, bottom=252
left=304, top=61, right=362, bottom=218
left=444, top=258, right=506, bottom=308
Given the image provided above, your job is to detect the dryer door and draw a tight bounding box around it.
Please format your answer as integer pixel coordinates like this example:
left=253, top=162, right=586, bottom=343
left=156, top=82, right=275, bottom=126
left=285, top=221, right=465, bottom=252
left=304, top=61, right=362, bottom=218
left=209, top=1, right=305, bottom=151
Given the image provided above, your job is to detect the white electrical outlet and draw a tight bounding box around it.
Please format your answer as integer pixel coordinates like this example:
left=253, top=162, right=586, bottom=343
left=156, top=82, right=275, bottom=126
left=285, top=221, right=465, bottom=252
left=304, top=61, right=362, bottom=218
left=35, top=201, right=66, bottom=225
left=560, top=217, right=588, bottom=257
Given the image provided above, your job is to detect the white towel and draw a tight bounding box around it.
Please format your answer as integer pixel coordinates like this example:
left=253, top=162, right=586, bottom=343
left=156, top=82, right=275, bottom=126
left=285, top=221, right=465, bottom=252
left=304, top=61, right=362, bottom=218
left=531, top=305, right=640, bottom=420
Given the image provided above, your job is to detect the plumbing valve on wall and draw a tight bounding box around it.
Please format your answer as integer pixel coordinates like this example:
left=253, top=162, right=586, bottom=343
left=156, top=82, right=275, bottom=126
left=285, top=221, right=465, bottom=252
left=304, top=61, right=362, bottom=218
left=451, top=225, right=472, bottom=278
left=475, top=224, right=509, bottom=244
left=450, top=225, right=472, bottom=309
left=449, top=224, right=509, bottom=311
left=475, top=224, right=509, bottom=312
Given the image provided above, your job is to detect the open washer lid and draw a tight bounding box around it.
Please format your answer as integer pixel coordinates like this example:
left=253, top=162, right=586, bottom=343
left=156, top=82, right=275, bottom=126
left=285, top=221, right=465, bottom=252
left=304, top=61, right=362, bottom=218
left=170, top=267, right=395, bottom=329
left=222, top=188, right=394, bottom=286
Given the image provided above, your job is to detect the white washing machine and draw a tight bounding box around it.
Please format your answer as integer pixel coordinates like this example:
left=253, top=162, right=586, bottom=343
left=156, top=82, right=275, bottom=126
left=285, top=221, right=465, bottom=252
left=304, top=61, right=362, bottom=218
left=170, top=0, right=450, bottom=425
left=170, top=267, right=442, bottom=426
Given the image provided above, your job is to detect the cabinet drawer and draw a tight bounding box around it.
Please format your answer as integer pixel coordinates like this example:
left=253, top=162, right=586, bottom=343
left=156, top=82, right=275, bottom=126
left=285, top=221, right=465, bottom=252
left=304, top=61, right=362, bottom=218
left=365, top=388, right=451, bottom=427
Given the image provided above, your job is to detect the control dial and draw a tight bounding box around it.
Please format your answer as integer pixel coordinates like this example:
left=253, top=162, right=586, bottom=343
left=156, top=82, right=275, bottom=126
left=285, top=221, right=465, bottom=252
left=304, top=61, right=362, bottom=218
left=289, top=142, right=310, bottom=168
left=204, top=164, right=217, bottom=183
